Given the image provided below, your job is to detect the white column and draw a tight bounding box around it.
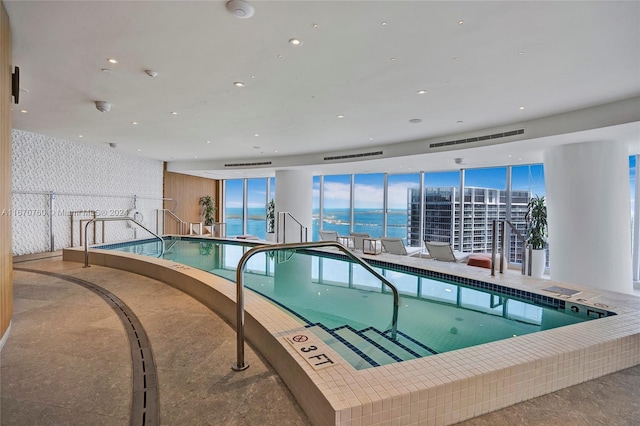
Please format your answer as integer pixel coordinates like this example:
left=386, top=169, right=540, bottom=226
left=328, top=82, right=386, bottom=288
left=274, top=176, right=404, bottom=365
left=544, top=140, right=632, bottom=294
left=275, top=169, right=313, bottom=243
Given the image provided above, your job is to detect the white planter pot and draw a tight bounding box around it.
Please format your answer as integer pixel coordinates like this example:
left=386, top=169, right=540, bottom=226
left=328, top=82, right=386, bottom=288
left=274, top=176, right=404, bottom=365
left=530, top=249, right=546, bottom=278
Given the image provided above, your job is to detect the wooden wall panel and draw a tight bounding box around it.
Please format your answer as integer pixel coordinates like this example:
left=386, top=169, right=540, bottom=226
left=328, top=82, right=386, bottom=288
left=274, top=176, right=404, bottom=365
left=1, top=0, right=13, bottom=343
left=163, top=169, right=220, bottom=234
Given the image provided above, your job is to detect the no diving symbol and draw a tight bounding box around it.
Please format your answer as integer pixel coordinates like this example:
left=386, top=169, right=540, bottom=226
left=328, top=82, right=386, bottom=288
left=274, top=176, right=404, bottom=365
left=292, top=335, right=308, bottom=343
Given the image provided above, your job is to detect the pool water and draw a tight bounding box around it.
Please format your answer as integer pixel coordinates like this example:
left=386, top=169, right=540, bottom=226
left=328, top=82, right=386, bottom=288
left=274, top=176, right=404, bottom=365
left=105, top=237, right=594, bottom=370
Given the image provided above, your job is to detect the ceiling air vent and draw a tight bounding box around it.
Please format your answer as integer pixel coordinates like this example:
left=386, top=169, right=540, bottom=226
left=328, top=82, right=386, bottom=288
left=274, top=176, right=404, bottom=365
left=430, top=129, right=524, bottom=148
left=324, top=150, right=383, bottom=161
left=224, top=161, right=272, bottom=167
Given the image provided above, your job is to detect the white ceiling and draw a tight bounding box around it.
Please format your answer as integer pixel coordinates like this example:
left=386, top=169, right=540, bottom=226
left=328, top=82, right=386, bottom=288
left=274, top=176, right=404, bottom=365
left=5, top=0, right=640, bottom=179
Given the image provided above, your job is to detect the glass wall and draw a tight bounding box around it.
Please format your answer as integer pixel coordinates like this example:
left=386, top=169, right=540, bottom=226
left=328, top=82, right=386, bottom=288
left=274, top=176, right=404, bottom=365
left=247, top=178, right=267, bottom=239
left=224, top=179, right=244, bottom=237
left=353, top=173, right=384, bottom=238
left=463, top=167, right=507, bottom=254
left=387, top=174, right=420, bottom=243
left=421, top=171, right=461, bottom=247
left=321, top=175, right=352, bottom=236
left=511, top=164, right=546, bottom=264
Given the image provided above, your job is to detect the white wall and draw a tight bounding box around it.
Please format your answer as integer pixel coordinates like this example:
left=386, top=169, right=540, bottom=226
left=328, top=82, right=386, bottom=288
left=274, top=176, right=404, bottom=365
left=10, top=130, right=164, bottom=255
left=544, top=140, right=632, bottom=293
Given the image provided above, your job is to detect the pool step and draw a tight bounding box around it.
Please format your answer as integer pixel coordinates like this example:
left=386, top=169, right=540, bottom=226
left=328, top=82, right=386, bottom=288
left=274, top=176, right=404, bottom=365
left=306, top=323, right=437, bottom=369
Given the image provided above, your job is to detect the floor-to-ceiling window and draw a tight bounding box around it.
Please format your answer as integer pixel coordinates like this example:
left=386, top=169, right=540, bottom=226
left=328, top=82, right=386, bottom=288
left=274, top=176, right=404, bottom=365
left=321, top=175, right=352, bottom=236
left=511, top=164, right=546, bottom=264
left=247, top=178, right=267, bottom=240
left=463, top=167, right=507, bottom=254
left=422, top=171, right=461, bottom=247
left=224, top=179, right=244, bottom=237
left=353, top=173, right=384, bottom=238
left=388, top=173, right=420, bottom=244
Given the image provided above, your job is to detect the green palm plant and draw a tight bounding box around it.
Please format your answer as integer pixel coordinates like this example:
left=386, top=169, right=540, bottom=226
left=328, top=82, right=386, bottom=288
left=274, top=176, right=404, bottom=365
left=266, top=199, right=275, bottom=233
left=199, top=195, right=216, bottom=226
left=525, top=195, right=548, bottom=250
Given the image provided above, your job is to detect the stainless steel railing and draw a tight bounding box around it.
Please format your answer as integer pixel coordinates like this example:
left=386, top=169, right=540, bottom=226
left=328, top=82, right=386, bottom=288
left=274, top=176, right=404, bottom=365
left=277, top=211, right=308, bottom=243
left=156, top=209, right=187, bottom=235
left=83, top=216, right=165, bottom=267
left=491, top=219, right=530, bottom=276
left=232, top=240, right=400, bottom=371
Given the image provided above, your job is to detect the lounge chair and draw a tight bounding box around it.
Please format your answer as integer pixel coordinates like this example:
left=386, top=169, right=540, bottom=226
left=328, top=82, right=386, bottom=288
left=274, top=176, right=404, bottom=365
left=319, top=230, right=338, bottom=241
left=320, top=230, right=354, bottom=249
left=379, top=237, right=422, bottom=257
left=423, top=241, right=470, bottom=263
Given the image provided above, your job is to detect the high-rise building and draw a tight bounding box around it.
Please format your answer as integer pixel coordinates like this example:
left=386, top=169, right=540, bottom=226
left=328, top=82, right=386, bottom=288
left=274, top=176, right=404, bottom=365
left=408, top=187, right=531, bottom=263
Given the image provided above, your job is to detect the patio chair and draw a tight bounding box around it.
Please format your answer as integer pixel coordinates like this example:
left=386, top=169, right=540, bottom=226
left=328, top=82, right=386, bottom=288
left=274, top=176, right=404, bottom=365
left=319, top=230, right=338, bottom=241
left=379, top=237, right=422, bottom=257
left=319, top=230, right=354, bottom=249
left=423, top=241, right=470, bottom=263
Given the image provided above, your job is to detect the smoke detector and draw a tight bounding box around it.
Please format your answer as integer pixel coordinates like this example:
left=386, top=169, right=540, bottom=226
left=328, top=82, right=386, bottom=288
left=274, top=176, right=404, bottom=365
left=226, top=0, right=254, bottom=19
left=95, top=101, right=111, bottom=113
left=109, top=143, right=118, bottom=149
left=144, top=70, right=158, bottom=77
left=454, top=158, right=463, bottom=165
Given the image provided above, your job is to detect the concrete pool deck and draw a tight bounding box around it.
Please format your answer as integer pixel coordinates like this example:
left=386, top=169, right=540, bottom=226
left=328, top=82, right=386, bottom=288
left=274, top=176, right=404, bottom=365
left=4, top=245, right=640, bottom=425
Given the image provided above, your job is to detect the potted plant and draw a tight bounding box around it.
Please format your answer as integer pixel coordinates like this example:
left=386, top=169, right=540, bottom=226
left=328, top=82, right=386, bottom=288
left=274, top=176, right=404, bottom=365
left=199, top=195, right=217, bottom=235
left=525, top=195, right=548, bottom=278
left=266, top=199, right=276, bottom=242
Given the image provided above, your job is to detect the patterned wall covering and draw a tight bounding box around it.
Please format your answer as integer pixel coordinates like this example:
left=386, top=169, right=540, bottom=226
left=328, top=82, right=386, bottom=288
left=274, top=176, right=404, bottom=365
left=11, top=130, right=164, bottom=255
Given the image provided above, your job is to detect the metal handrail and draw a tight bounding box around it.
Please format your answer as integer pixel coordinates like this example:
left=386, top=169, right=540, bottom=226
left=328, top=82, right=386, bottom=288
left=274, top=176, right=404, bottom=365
left=277, top=211, right=308, bottom=243
left=157, top=209, right=187, bottom=235
left=491, top=219, right=530, bottom=276
left=84, top=217, right=165, bottom=267
left=232, top=240, right=400, bottom=371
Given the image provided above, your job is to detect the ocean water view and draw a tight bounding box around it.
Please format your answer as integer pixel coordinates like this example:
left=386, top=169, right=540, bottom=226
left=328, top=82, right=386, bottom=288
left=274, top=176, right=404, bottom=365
left=224, top=208, right=409, bottom=241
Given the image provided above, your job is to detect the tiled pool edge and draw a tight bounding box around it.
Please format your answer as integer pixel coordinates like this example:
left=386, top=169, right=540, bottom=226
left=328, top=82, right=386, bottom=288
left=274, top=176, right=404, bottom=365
left=63, top=246, right=640, bottom=425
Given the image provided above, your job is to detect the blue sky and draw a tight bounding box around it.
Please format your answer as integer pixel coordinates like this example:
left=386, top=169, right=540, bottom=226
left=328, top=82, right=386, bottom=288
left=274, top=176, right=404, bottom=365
left=224, top=161, right=634, bottom=211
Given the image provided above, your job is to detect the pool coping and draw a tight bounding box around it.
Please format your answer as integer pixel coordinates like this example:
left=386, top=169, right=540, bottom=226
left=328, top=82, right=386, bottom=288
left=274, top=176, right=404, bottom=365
left=63, top=240, right=640, bottom=425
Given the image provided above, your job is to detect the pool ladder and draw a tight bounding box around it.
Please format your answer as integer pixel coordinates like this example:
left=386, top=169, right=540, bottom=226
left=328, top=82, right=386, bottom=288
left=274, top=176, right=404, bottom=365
left=232, top=240, right=400, bottom=371
left=83, top=216, right=165, bottom=267
left=491, top=219, right=531, bottom=276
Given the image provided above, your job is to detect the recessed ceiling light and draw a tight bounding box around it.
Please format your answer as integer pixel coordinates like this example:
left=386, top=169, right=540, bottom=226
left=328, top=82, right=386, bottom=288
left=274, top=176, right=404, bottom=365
left=194, top=156, right=198, bottom=159
left=20, top=109, right=27, bottom=113
left=277, top=55, right=283, bottom=59
left=137, top=149, right=141, bottom=152
left=171, top=111, right=178, bottom=115
left=458, top=20, right=464, bottom=25
left=254, top=133, right=260, bottom=137
left=107, top=58, right=118, bottom=64
left=206, top=140, right=211, bottom=144
left=233, top=81, right=245, bottom=87
left=518, top=52, right=524, bottom=55
left=369, top=137, right=374, bottom=141
left=131, top=121, right=138, bottom=125
left=409, top=118, right=422, bottom=123
left=381, top=22, right=387, bottom=26
left=313, top=23, right=319, bottom=28
left=101, top=68, right=112, bottom=74
left=417, top=90, right=427, bottom=94
left=274, top=150, right=278, bottom=153
left=508, top=154, right=513, bottom=158
left=288, top=38, right=303, bottom=46
left=519, top=106, right=525, bottom=110
left=78, top=134, right=83, bottom=138
left=336, top=114, right=345, bottom=119
left=390, top=57, right=396, bottom=61
left=251, top=75, right=256, bottom=79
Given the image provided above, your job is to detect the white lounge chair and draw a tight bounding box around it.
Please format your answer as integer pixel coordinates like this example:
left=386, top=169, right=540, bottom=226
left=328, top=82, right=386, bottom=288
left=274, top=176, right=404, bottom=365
left=379, top=238, right=422, bottom=257
left=319, top=230, right=338, bottom=241
left=320, top=230, right=354, bottom=249
left=423, top=241, right=470, bottom=263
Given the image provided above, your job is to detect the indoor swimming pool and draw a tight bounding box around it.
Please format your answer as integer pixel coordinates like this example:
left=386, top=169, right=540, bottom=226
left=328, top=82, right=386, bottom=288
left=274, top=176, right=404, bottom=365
left=101, top=237, right=604, bottom=370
